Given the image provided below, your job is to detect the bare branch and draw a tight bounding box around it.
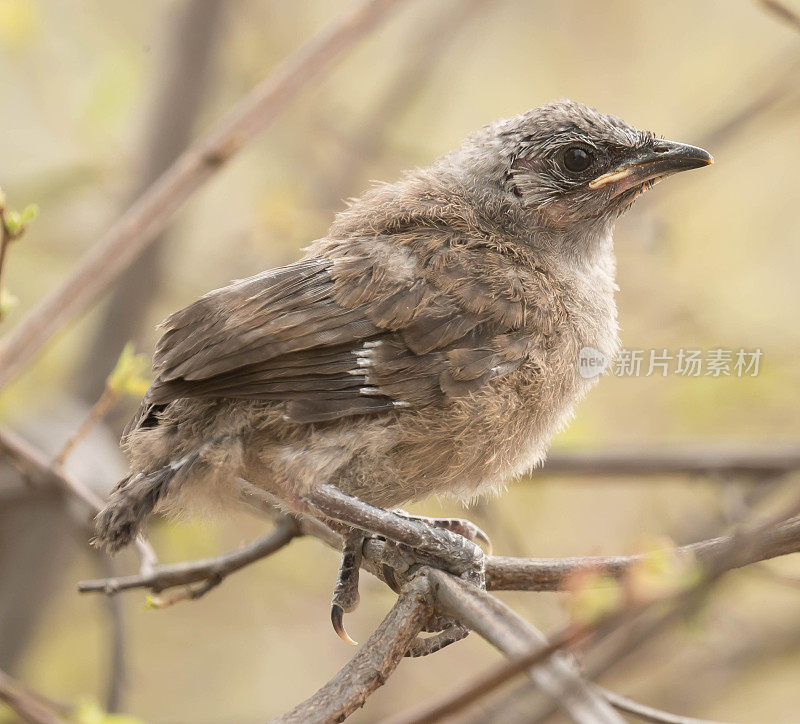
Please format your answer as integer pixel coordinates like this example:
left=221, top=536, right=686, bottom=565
left=78, top=517, right=299, bottom=600
left=0, top=0, right=410, bottom=389
left=275, top=575, right=434, bottom=723
left=0, top=668, right=68, bottom=724
left=540, top=445, right=800, bottom=479
left=486, top=514, right=800, bottom=591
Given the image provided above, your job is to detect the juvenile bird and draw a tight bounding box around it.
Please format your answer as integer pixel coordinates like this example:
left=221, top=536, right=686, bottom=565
left=95, top=100, right=711, bottom=641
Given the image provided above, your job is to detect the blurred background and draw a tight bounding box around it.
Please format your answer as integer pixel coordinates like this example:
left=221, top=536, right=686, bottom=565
left=1, top=0, right=799, bottom=721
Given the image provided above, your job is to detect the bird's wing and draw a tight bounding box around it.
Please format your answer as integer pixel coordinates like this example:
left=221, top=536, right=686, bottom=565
left=142, top=239, right=551, bottom=424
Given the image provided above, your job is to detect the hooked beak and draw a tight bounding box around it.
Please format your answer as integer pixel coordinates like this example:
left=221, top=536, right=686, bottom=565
left=588, top=139, right=713, bottom=195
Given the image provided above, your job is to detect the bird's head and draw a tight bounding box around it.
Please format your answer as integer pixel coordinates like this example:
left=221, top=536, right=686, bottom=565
left=455, top=100, right=712, bottom=236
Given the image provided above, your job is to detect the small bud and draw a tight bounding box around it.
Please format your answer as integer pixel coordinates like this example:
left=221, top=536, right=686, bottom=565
left=4, top=210, right=21, bottom=236
left=0, top=188, right=6, bottom=210
left=20, top=203, right=38, bottom=224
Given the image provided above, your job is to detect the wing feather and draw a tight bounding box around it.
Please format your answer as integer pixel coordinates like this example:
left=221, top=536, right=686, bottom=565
left=136, top=239, right=542, bottom=427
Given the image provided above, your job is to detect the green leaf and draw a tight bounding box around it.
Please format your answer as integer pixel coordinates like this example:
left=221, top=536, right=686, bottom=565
left=107, top=342, right=151, bottom=397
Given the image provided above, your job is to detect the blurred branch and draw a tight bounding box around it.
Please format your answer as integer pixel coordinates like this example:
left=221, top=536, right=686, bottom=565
left=0, top=668, right=69, bottom=724
left=95, top=553, right=127, bottom=713
left=53, top=386, right=118, bottom=467
left=598, top=687, right=727, bottom=724
left=314, top=0, right=487, bottom=211
left=698, top=51, right=800, bottom=150
left=540, top=445, right=800, bottom=478
left=0, top=0, right=411, bottom=389
left=0, top=426, right=157, bottom=573
left=756, top=0, right=800, bottom=33
left=276, top=575, right=433, bottom=724
left=77, top=0, right=225, bottom=404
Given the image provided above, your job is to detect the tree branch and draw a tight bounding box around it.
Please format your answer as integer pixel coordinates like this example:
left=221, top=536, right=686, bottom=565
left=485, top=514, right=800, bottom=591
left=274, top=575, right=433, bottom=723
left=78, top=516, right=299, bottom=601
left=0, top=0, right=410, bottom=389
left=428, top=569, right=624, bottom=724
left=540, top=445, right=800, bottom=478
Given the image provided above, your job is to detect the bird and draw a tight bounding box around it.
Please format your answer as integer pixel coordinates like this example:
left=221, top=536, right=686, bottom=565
left=94, top=99, right=712, bottom=645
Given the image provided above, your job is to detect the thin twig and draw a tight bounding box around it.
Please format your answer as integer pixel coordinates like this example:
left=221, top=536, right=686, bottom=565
left=599, top=687, right=730, bottom=724
left=95, top=553, right=127, bottom=712
left=274, top=574, right=434, bottom=723
left=485, top=514, right=800, bottom=591
left=78, top=517, right=299, bottom=599
left=53, top=386, right=118, bottom=467
left=0, top=0, right=410, bottom=389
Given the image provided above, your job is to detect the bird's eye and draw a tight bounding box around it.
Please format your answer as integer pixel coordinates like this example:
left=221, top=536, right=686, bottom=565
left=562, top=146, right=593, bottom=174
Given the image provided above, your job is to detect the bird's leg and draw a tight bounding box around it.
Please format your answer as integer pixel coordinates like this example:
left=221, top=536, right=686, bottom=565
left=304, top=485, right=487, bottom=655
left=390, top=509, right=492, bottom=556
left=330, top=528, right=365, bottom=646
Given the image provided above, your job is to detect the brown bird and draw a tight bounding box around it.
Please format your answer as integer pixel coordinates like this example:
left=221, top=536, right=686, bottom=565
left=95, top=100, right=712, bottom=645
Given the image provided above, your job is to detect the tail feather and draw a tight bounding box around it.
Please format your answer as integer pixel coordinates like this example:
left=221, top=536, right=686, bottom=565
left=93, top=451, right=199, bottom=552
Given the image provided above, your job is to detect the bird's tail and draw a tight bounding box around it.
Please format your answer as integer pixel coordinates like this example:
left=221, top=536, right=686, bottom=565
left=93, top=451, right=199, bottom=552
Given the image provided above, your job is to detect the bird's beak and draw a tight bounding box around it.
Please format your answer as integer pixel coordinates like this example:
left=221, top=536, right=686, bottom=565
left=588, top=140, right=713, bottom=195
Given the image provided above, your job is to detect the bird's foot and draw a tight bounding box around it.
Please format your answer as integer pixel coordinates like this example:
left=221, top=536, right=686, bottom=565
left=309, top=487, right=488, bottom=656
left=390, top=509, right=492, bottom=556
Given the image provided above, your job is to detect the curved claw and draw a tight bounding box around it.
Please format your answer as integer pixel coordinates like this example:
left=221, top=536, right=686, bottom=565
left=473, top=527, right=493, bottom=557
left=382, top=564, right=401, bottom=593
left=331, top=604, right=358, bottom=646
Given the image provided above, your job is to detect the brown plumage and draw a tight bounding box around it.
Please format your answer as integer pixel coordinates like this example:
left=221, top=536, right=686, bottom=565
left=95, top=100, right=712, bottom=552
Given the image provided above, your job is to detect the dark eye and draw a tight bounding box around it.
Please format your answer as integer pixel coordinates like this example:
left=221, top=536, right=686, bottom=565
left=562, top=146, right=593, bottom=173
